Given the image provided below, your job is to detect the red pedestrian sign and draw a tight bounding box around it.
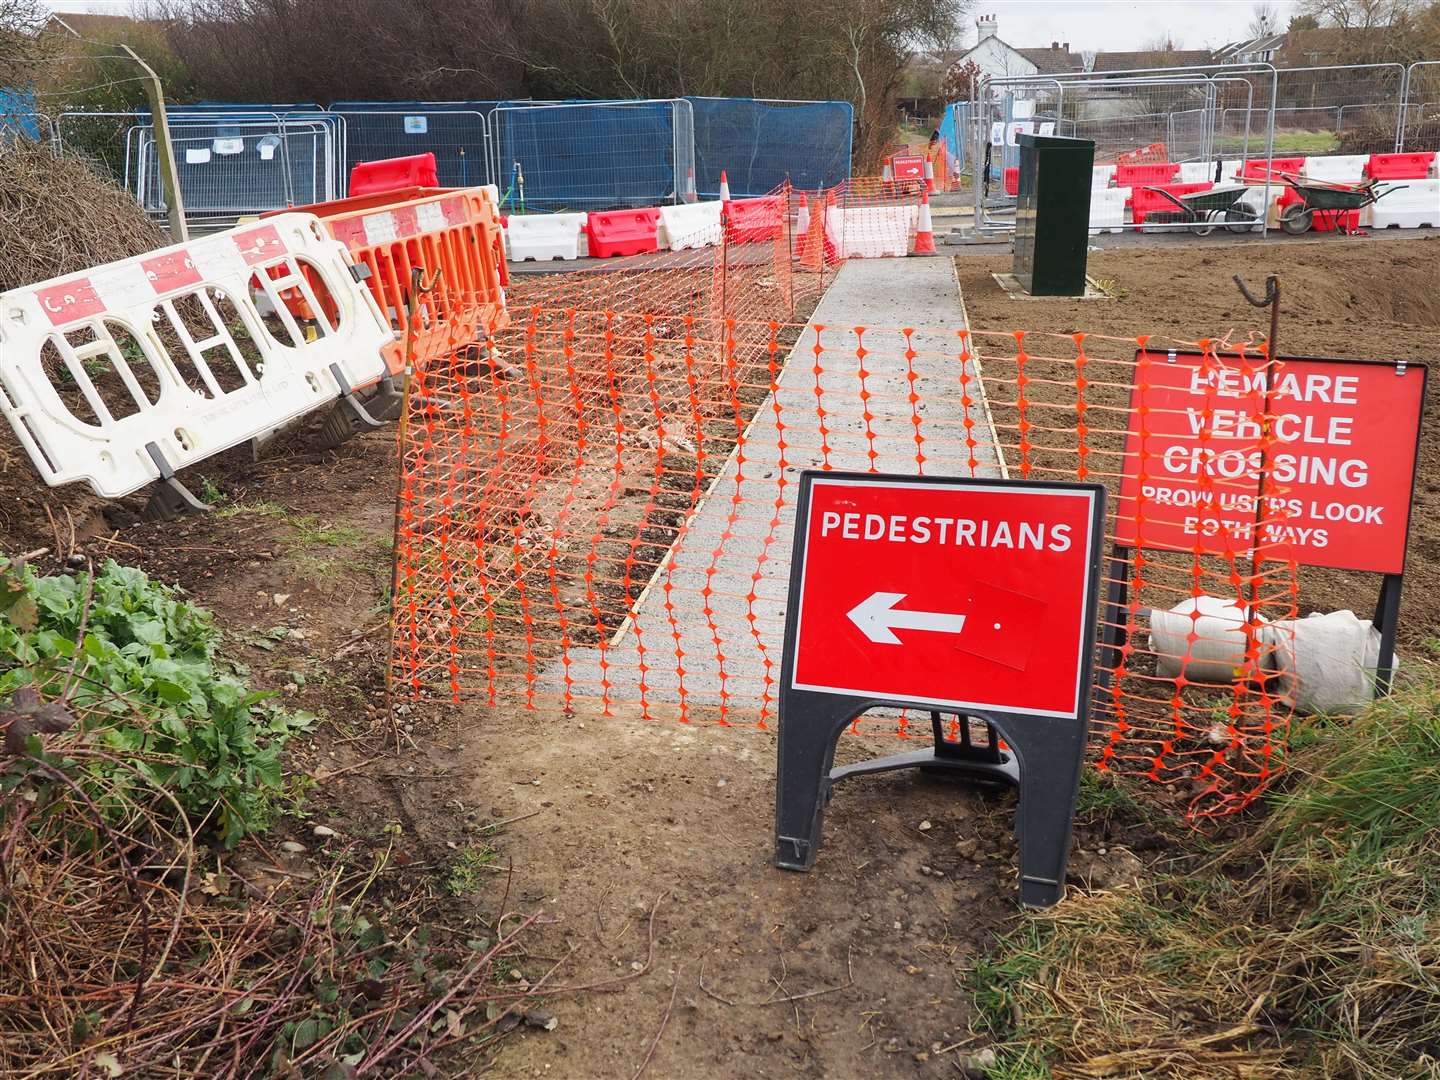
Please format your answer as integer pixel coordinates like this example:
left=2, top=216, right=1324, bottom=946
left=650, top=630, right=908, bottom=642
left=775, top=472, right=1108, bottom=908
left=788, top=475, right=1105, bottom=719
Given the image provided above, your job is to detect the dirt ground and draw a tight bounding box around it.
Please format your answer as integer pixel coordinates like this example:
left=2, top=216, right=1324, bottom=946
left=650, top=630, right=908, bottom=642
left=1, top=234, right=1436, bottom=1077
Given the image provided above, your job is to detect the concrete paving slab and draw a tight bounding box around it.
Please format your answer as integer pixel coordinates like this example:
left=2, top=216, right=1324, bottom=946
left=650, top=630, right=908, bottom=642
left=538, top=257, right=1005, bottom=712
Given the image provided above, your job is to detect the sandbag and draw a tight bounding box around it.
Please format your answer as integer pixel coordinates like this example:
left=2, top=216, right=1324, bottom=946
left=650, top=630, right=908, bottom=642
left=1260, top=610, right=1396, bottom=714
left=1148, top=596, right=1268, bottom=683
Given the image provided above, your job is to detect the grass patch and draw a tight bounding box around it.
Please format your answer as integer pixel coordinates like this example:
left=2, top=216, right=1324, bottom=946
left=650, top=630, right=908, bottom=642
left=445, top=845, right=498, bottom=896
left=288, top=515, right=369, bottom=548
left=1213, top=129, right=1340, bottom=156
left=971, top=674, right=1440, bottom=1079
left=214, top=499, right=287, bottom=520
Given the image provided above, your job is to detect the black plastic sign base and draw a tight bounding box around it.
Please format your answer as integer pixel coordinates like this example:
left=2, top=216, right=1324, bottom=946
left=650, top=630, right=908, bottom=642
left=772, top=472, right=1108, bottom=909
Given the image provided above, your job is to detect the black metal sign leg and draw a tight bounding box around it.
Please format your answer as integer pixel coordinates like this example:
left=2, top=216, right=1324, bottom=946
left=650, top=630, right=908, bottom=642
left=1372, top=572, right=1403, bottom=696
left=774, top=696, right=865, bottom=871
left=993, top=722, right=1088, bottom=908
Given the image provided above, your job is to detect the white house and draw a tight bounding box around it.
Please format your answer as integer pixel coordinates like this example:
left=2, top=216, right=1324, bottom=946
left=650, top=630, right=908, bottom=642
left=952, top=15, right=1087, bottom=82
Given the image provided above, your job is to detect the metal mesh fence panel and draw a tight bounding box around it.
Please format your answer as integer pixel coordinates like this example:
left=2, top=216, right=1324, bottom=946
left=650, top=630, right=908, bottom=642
left=687, top=97, right=852, bottom=197
left=331, top=104, right=497, bottom=193
left=1401, top=61, right=1440, bottom=152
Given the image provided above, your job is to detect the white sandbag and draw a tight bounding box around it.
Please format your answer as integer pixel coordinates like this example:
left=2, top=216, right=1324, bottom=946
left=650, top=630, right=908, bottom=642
left=1148, top=596, right=1268, bottom=683
left=1260, top=610, right=1395, bottom=714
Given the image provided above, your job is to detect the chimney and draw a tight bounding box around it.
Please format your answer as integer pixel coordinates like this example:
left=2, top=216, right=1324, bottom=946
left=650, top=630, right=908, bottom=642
left=1063, top=42, right=1070, bottom=50
left=1051, top=41, right=1059, bottom=50
left=976, top=14, right=998, bottom=41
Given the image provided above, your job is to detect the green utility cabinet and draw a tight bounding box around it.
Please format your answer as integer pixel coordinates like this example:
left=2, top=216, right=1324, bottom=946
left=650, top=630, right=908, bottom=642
left=1013, top=134, right=1095, bottom=296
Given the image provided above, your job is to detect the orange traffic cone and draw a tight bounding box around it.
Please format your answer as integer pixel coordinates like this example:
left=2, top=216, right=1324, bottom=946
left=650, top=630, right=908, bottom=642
left=882, top=161, right=893, bottom=181
left=912, top=191, right=937, bottom=255
left=685, top=167, right=697, bottom=203
left=719, top=169, right=731, bottom=201
left=923, top=157, right=935, bottom=193
left=794, top=193, right=810, bottom=259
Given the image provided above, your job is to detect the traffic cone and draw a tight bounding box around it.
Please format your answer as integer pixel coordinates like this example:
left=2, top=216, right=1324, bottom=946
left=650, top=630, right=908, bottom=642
left=794, top=194, right=810, bottom=259
left=685, top=167, right=697, bottom=203
left=882, top=160, right=893, bottom=182
left=719, top=169, right=731, bottom=201
left=923, top=157, right=935, bottom=193
left=912, top=191, right=936, bottom=255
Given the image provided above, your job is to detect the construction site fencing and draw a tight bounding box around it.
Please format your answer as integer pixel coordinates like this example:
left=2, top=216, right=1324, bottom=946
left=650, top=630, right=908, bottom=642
left=686, top=97, right=852, bottom=197
left=386, top=176, right=1301, bottom=819
left=1401, top=60, right=1440, bottom=151
left=488, top=99, right=696, bottom=212
left=332, top=103, right=497, bottom=192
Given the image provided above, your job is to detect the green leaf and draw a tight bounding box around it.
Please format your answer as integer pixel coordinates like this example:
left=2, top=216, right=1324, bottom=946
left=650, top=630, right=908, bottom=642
left=293, top=1017, right=321, bottom=1050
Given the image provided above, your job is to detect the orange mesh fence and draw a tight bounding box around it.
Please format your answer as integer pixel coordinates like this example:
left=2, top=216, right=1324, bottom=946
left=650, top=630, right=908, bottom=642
left=387, top=179, right=1300, bottom=818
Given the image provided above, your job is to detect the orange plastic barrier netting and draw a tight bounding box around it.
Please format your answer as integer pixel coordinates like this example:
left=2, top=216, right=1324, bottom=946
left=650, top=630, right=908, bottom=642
left=387, top=180, right=1300, bottom=818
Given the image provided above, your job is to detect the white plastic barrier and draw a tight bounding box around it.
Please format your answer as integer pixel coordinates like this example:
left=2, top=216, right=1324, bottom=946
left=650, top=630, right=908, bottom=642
left=1302, top=155, right=1368, bottom=183
left=0, top=213, right=392, bottom=499
left=1091, top=164, right=1116, bottom=189
left=658, top=201, right=723, bottom=250
left=824, top=206, right=916, bottom=259
left=505, top=213, right=585, bottom=261
left=1368, top=179, right=1440, bottom=229
left=1090, top=188, right=1127, bottom=233
left=1178, top=161, right=1215, bottom=184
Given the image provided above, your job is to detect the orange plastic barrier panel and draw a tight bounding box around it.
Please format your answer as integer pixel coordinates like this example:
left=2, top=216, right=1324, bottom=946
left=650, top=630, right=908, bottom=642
left=268, top=186, right=508, bottom=377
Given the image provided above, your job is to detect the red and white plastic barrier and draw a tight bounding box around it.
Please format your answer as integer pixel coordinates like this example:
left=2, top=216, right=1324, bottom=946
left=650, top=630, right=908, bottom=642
left=1368, top=179, right=1440, bottom=229
left=585, top=208, right=661, bottom=258
left=0, top=214, right=391, bottom=498
left=659, top=201, right=723, bottom=250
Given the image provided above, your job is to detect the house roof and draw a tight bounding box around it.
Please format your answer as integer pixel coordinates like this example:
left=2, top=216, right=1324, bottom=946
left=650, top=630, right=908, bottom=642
left=1016, top=47, right=1086, bottom=75
left=1091, top=49, right=1216, bottom=73
left=1216, top=33, right=1287, bottom=59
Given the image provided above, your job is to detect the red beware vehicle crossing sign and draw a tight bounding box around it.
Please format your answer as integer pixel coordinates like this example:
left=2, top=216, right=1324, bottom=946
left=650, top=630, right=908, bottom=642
left=790, top=476, right=1103, bottom=718
left=775, top=472, right=1107, bottom=909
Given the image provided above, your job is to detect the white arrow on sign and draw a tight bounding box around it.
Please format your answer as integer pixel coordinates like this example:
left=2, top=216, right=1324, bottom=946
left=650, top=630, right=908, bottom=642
left=846, top=591, right=967, bottom=646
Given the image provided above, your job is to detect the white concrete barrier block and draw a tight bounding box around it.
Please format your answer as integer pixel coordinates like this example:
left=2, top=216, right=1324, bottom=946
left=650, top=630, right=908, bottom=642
left=1368, top=179, right=1440, bottom=229
left=658, top=201, right=723, bottom=250
left=1089, top=188, right=1127, bottom=233
left=825, top=206, right=915, bottom=259
left=1178, top=161, right=1215, bottom=184
left=506, top=212, right=585, bottom=261
left=1302, top=155, right=1368, bottom=183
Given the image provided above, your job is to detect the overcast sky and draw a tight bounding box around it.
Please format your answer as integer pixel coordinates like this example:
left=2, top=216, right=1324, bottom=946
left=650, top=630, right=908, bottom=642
left=47, top=0, right=1303, bottom=53
left=966, top=0, right=1302, bottom=52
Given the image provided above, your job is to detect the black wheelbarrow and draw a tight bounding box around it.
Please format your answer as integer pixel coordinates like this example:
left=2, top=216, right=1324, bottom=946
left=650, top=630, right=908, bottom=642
left=1139, top=184, right=1261, bottom=235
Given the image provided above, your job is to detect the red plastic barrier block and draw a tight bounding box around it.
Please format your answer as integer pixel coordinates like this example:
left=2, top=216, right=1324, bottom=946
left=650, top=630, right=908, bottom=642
left=723, top=195, right=784, bottom=244
left=349, top=153, right=439, bottom=197
left=1240, top=157, right=1305, bottom=180
left=1130, top=182, right=1212, bottom=224
left=1003, top=167, right=1019, bottom=196
left=891, top=154, right=926, bottom=181
left=1364, top=152, right=1435, bottom=180
left=1115, top=162, right=1180, bottom=187
left=584, top=207, right=661, bottom=258
left=1310, top=208, right=1361, bottom=232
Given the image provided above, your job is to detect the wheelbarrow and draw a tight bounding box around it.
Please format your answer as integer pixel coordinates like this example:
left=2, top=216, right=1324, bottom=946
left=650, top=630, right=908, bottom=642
left=1139, top=184, right=1261, bottom=235
left=1273, top=174, right=1400, bottom=235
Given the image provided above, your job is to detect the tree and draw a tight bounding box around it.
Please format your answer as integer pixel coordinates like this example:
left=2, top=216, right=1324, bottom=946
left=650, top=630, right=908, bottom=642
left=940, top=58, right=982, bottom=102
left=1249, top=1, right=1279, bottom=37
left=1, top=0, right=58, bottom=85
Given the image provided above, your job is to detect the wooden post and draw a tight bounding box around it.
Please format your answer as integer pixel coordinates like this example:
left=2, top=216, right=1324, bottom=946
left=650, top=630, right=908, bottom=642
left=121, top=45, right=187, bottom=241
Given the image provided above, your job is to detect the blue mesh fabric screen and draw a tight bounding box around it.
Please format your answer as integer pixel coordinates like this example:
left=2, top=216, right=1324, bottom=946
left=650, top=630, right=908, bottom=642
left=1, top=87, right=41, bottom=139
left=937, top=102, right=967, bottom=174
left=687, top=98, right=851, bottom=197
left=492, top=101, right=676, bottom=211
